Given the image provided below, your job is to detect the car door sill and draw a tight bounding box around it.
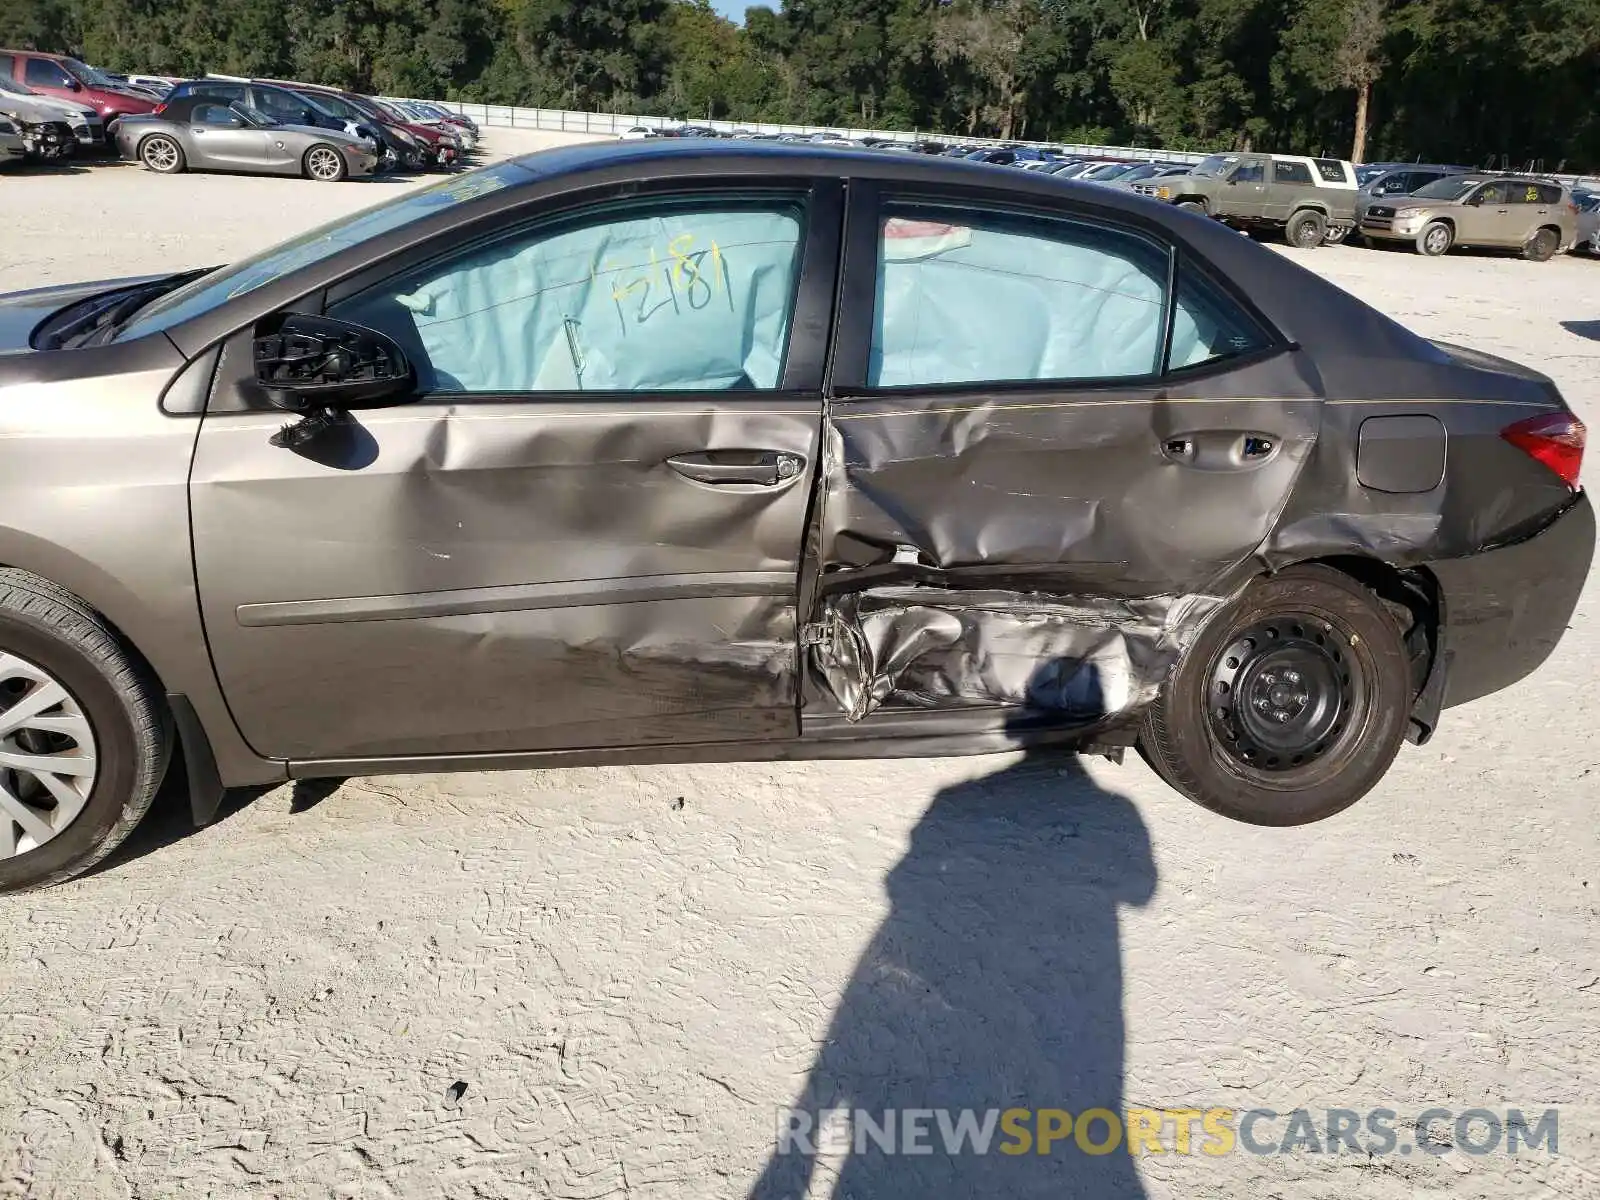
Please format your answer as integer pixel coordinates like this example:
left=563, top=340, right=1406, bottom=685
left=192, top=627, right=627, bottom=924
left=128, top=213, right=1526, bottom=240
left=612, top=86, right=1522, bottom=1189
left=287, top=710, right=1136, bottom=781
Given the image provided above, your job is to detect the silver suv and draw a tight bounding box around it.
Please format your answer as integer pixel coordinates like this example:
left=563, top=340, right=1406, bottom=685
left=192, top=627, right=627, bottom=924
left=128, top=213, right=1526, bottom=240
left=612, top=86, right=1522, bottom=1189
left=1360, top=174, right=1579, bottom=260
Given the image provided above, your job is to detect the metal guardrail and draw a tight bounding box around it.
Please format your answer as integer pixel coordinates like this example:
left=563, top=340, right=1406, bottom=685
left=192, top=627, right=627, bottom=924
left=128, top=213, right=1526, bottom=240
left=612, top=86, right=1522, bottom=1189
left=386, top=97, right=1600, bottom=188
left=388, top=98, right=1209, bottom=164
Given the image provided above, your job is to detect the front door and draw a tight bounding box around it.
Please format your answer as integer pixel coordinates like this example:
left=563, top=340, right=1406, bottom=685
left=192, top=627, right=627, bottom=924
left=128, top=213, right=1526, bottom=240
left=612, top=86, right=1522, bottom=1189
left=189, top=103, right=268, bottom=166
left=1224, top=160, right=1269, bottom=218
left=189, top=183, right=841, bottom=762
left=1458, top=181, right=1511, bottom=244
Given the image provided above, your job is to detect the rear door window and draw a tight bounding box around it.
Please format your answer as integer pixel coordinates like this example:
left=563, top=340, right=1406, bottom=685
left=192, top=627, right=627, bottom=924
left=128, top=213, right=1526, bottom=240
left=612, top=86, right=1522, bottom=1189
left=1167, top=264, right=1273, bottom=372
left=868, top=206, right=1171, bottom=387
left=1536, top=183, right=1563, bottom=205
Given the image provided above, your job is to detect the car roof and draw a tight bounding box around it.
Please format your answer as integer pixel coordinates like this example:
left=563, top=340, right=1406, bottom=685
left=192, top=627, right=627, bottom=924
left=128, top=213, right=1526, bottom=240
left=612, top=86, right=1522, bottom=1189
left=502, top=140, right=1207, bottom=222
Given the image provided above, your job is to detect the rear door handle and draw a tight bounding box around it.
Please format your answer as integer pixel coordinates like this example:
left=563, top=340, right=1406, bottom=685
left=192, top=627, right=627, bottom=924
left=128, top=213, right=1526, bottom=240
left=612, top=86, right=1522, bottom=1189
left=1162, top=431, right=1280, bottom=471
left=666, top=450, right=804, bottom=487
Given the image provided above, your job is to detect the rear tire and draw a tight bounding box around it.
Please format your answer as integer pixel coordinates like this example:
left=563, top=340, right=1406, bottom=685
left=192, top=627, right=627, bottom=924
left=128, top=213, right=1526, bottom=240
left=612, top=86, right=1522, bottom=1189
left=1416, top=221, right=1453, bottom=256
left=138, top=134, right=184, bottom=175
left=1285, top=209, right=1326, bottom=249
left=1522, top=227, right=1560, bottom=263
left=1138, top=565, right=1411, bottom=827
left=0, top=570, right=170, bottom=891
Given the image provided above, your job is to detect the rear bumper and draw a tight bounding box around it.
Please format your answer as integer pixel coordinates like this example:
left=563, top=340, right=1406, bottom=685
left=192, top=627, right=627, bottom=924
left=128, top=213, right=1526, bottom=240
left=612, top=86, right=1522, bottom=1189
left=1430, top=491, right=1594, bottom=708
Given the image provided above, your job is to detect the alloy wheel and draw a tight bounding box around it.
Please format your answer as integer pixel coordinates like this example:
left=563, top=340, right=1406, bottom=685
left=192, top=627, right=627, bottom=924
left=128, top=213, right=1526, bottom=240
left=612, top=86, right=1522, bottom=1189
left=1424, top=226, right=1450, bottom=255
left=307, top=147, right=343, bottom=181
left=1205, top=615, right=1360, bottom=773
left=0, top=651, right=98, bottom=858
left=142, top=138, right=177, bottom=171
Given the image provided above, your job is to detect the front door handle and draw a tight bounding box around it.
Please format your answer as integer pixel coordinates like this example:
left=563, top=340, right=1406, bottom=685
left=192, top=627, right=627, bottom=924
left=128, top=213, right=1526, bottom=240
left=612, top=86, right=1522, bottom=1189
left=666, top=450, right=804, bottom=487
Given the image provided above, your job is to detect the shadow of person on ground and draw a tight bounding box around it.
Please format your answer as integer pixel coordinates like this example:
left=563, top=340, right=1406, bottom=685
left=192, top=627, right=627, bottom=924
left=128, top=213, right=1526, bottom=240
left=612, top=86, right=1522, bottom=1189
left=749, top=747, right=1156, bottom=1200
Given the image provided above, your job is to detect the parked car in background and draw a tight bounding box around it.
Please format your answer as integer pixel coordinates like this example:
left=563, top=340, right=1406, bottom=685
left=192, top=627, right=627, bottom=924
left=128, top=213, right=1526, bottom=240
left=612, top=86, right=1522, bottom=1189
left=1571, top=190, right=1599, bottom=255
left=0, top=50, right=158, bottom=129
left=0, top=143, right=1590, bottom=890
left=396, top=102, right=476, bottom=152
left=1105, top=163, right=1191, bottom=191
left=114, top=97, right=379, bottom=181
left=1141, top=152, right=1359, bottom=248
left=367, top=97, right=460, bottom=167
left=1357, top=160, right=1475, bottom=186
left=396, top=101, right=478, bottom=149
left=165, top=79, right=376, bottom=148
left=0, top=112, right=23, bottom=164
left=1353, top=164, right=1470, bottom=230
left=0, top=74, right=105, bottom=153
left=123, top=74, right=178, bottom=96
left=1077, top=160, right=1149, bottom=183
left=1360, top=174, right=1578, bottom=260
left=254, top=81, right=431, bottom=169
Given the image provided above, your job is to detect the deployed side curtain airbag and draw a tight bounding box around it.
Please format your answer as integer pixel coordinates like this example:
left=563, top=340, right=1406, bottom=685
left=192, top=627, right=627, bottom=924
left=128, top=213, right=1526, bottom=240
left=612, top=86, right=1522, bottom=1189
left=338, top=206, right=805, bottom=393
left=869, top=213, right=1169, bottom=387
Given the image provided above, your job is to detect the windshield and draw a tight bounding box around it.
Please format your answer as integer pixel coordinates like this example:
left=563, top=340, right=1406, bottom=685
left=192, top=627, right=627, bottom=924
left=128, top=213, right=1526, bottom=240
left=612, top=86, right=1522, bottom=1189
left=1116, top=163, right=1159, bottom=181
left=231, top=103, right=276, bottom=128
left=62, top=59, right=121, bottom=88
left=113, top=162, right=527, bottom=342
left=1410, top=176, right=1480, bottom=201
left=1190, top=154, right=1237, bottom=177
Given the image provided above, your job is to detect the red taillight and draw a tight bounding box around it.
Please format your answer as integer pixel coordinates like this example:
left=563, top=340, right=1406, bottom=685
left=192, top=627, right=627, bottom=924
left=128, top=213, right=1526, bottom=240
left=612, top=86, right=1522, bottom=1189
left=152, top=102, right=166, bottom=115
left=1502, top=412, right=1586, bottom=488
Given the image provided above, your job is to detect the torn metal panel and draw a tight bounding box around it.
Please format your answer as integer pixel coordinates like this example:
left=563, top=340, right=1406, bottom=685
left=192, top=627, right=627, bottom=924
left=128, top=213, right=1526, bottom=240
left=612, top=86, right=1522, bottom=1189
left=811, top=586, right=1221, bottom=723
left=810, top=349, right=1325, bottom=722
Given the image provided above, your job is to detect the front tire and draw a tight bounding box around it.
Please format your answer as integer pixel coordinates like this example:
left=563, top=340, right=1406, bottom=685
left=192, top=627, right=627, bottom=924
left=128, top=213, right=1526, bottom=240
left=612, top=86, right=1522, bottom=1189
left=1139, top=565, right=1411, bottom=827
left=138, top=134, right=184, bottom=174
left=303, top=143, right=348, bottom=183
left=0, top=570, right=170, bottom=892
left=1176, top=199, right=1208, bottom=216
left=1416, top=220, right=1453, bottom=256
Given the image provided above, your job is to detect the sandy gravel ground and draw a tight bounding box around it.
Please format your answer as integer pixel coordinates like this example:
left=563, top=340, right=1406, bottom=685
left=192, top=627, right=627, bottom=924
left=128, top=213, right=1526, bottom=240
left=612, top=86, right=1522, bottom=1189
left=1, top=129, right=1599, bottom=1199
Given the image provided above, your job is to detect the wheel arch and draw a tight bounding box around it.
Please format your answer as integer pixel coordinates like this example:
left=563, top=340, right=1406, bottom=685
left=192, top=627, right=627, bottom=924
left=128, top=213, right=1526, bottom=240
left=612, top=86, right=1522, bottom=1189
left=0, top=542, right=252, bottom=819
left=1271, top=554, right=1444, bottom=744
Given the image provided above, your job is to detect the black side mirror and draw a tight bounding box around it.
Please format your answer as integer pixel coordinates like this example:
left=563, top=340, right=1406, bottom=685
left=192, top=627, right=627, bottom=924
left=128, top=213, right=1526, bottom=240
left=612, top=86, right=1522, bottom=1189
left=254, top=314, right=415, bottom=413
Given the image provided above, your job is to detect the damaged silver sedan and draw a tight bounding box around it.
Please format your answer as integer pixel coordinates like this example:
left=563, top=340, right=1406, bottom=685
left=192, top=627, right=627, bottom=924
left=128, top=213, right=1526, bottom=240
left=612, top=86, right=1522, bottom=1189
left=0, top=143, right=1591, bottom=889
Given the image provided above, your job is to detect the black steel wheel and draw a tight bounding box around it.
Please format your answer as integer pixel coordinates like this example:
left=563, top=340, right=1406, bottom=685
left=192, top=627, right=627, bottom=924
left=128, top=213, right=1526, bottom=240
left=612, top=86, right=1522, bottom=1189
left=1286, top=208, right=1326, bottom=249
left=1139, top=565, right=1411, bottom=826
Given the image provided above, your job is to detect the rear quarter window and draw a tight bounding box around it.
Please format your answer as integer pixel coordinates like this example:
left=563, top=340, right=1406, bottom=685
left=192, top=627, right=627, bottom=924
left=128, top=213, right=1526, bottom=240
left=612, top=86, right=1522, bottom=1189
left=1312, top=159, right=1349, bottom=184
